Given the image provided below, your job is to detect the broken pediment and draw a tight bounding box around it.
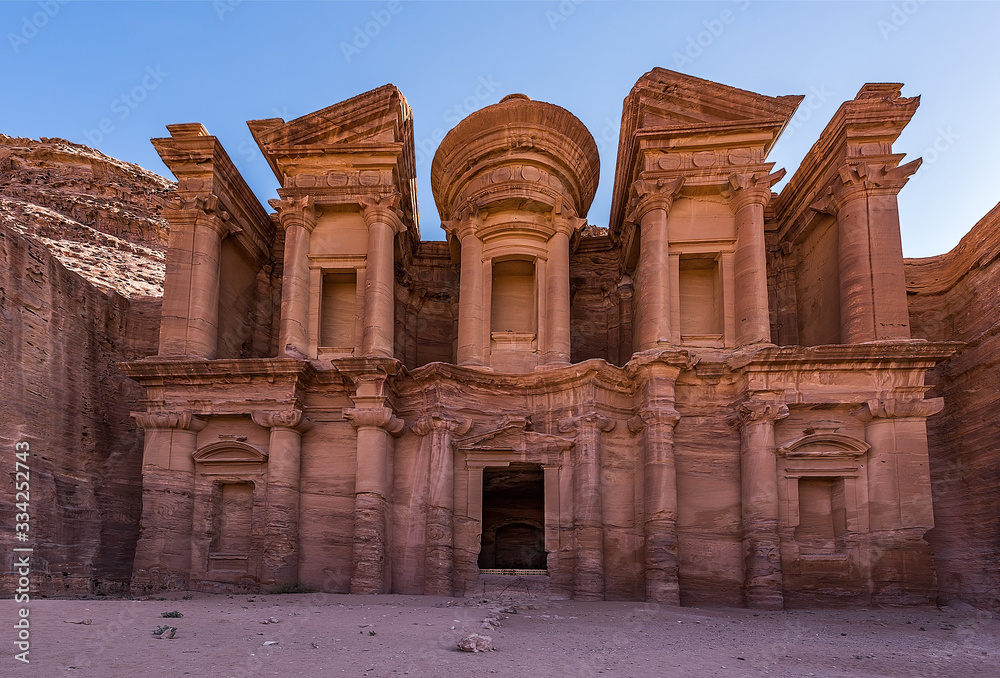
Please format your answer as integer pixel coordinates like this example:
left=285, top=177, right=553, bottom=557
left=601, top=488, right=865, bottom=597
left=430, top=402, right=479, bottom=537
left=248, top=83, right=416, bottom=187
left=625, top=68, right=803, bottom=135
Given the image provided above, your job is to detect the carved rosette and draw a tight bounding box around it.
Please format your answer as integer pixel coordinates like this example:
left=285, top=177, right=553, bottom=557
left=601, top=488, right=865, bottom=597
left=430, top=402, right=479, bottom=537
left=344, top=406, right=405, bottom=437
left=269, top=195, right=318, bottom=233
left=627, top=177, right=685, bottom=224
left=852, top=396, right=944, bottom=422
left=721, top=169, right=785, bottom=213
left=411, top=413, right=473, bottom=437
left=359, top=191, right=406, bottom=234
left=131, top=411, right=207, bottom=432
left=251, top=409, right=312, bottom=432
left=727, top=400, right=790, bottom=430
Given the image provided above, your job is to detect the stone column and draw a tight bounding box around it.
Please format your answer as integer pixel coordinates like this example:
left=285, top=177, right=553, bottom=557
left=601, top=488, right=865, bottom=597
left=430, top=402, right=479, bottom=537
left=628, top=407, right=681, bottom=604
left=345, top=405, right=404, bottom=594
left=814, top=160, right=919, bottom=343
left=559, top=412, right=615, bottom=600
left=158, top=198, right=230, bottom=358
left=724, top=171, right=783, bottom=346
left=360, top=194, right=405, bottom=358
left=129, top=411, right=207, bottom=592
left=456, top=217, right=485, bottom=366
left=730, top=398, right=788, bottom=610
left=273, top=196, right=317, bottom=357
left=854, top=395, right=943, bottom=604
left=631, top=178, right=684, bottom=351
left=252, top=409, right=310, bottom=585
left=544, top=213, right=583, bottom=366
left=412, top=413, right=472, bottom=596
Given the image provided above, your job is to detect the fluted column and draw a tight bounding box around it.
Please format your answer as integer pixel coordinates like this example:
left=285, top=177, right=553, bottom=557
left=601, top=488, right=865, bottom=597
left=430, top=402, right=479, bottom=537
left=730, top=398, right=788, bottom=610
left=345, top=405, right=404, bottom=593
left=412, top=413, right=472, bottom=595
left=360, top=193, right=405, bottom=358
left=631, top=178, right=684, bottom=351
left=854, top=394, right=943, bottom=604
left=273, top=196, right=317, bottom=357
left=252, top=409, right=310, bottom=585
left=129, top=411, right=207, bottom=592
left=628, top=407, right=681, bottom=604
left=724, top=170, right=784, bottom=346
left=813, top=160, right=920, bottom=343
left=559, top=412, right=615, bottom=600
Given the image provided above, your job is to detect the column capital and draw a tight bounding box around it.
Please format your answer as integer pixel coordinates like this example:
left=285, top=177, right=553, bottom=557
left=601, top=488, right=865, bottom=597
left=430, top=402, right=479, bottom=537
left=727, top=399, right=789, bottom=429
left=359, top=191, right=406, bottom=234
left=269, top=195, right=318, bottom=233
left=811, top=158, right=922, bottom=215
left=627, top=407, right=681, bottom=435
left=722, top=169, right=785, bottom=213
left=251, top=409, right=312, bottom=432
left=852, top=396, right=944, bottom=422
left=550, top=202, right=586, bottom=237
left=131, top=410, right=208, bottom=432
left=558, top=412, right=616, bottom=434
left=171, top=194, right=232, bottom=237
left=627, top=177, right=685, bottom=224
left=344, top=406, right=405, bottom=436
left=411, top=413, right=473, bottom=437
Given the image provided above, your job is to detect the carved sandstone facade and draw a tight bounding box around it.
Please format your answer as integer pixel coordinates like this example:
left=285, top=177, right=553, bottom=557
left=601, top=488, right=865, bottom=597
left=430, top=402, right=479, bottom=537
left=123, top=71, right=955, bottom=607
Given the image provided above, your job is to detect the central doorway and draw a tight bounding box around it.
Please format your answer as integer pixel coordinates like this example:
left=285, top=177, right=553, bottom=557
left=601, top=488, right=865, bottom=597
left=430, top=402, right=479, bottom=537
left=478, top=463, right=546, bottom=571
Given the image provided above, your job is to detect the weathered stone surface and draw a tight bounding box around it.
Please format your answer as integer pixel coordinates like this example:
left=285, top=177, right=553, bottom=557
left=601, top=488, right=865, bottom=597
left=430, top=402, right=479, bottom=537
left=0, top=135, right=173, bottom=296
left=0, top=222, right=160, bottom=595
left=906, top=202, right=1000, bottom=610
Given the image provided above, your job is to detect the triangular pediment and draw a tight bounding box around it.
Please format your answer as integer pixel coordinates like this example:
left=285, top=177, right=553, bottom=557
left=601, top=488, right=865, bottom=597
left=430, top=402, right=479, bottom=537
left=628, top=68, right=803, bottom=131
left=458, top=424, right=574, bottom=453
left=248, top=84, right=411, bottom=151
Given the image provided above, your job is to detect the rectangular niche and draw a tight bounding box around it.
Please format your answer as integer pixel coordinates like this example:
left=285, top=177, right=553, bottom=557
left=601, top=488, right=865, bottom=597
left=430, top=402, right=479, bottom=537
left=209, top=481, right=254, bottom=572
left=320, top=270, right=357, bottom=350
left=491, top=259, right=536, bottom=335
left=794, top=477, right=847, bottom=554
left=678, top=255, right=722, bottom=341
left=478, top=463, right=547, bottom=573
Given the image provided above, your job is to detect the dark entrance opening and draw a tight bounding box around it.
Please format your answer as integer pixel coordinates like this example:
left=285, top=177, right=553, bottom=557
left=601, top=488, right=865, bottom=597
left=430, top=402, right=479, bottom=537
left=478, top=463, right=546, bottom=571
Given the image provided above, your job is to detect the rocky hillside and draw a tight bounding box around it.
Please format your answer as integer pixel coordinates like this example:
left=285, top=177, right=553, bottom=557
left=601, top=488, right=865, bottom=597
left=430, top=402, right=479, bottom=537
left=0, top=135, right=173, bottom=296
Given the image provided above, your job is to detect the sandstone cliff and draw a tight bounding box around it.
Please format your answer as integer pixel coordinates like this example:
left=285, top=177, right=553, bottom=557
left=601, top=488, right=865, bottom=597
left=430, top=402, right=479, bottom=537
left=0, top=135, right=173, bottom=296
left=0, top=136, right=166, bottom=595
left=906, top=201, right=1000, bottom=609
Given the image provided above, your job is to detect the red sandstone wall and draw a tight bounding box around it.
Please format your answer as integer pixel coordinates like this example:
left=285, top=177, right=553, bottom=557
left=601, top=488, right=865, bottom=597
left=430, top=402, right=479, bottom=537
left=0, top=224, right=158, bottom=594
left=905, top=202, right=1000, bottom=609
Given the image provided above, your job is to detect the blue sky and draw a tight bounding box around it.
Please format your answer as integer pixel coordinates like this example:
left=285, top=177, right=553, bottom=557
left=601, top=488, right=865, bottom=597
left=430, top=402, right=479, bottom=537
left=2, top=0, right=998, bottom=256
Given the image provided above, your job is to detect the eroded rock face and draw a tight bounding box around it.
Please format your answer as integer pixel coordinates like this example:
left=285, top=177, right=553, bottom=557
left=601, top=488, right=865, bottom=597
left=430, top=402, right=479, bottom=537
left=0, top=224, right=160, bottom=594
left=0, top=135, right=174, bottom=296
left=906, top=202, right=1000, bottom=610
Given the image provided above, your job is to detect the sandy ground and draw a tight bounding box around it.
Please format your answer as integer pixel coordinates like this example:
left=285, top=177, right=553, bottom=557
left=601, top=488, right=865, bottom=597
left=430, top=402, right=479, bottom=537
left=1, top=593, right=997, bottom=677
